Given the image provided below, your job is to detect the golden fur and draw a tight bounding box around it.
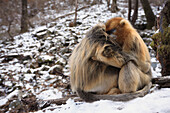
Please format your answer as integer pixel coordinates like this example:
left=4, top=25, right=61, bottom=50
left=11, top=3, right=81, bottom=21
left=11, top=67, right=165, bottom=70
left=105, top=17, right=152, bottom=92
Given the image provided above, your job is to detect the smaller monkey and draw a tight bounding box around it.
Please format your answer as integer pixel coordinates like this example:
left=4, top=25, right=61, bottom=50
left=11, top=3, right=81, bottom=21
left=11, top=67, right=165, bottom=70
left=105, top=17, right=151, bottom=73
left=105, top=17, right=152, bottom=93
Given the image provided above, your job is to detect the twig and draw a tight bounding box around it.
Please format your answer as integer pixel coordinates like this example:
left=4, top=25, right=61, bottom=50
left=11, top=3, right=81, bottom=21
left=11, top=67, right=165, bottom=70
left=53, top=5, right=91, bottom=21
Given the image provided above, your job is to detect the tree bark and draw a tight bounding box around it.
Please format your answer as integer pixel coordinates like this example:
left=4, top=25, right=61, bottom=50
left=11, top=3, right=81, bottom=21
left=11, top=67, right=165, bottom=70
left=151, top=1, right=170, bottom=76
left=106, top=0, right=110, bottom=9
left=7, top=20, right=13, bottom=38
left=128, top=0, right=132, bottom=21
left=110, top=0, right=119, bottom=13
left=131, top=0, right=138, bottom=25
left=21, top=0, right=28, bottom=33
left=92, top=0, right=97, bottom=5
left=140, top=0, right=155, bottom=29
left=74, top=0, right=78, bottom=26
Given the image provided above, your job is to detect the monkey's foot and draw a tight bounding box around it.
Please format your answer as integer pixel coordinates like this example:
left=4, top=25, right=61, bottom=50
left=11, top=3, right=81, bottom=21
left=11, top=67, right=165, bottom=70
left=107, top=88, right=121, bottom=95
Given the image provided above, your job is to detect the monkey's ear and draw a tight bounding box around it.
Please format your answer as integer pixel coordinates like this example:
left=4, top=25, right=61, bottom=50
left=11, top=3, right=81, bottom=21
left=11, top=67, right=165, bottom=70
left=119, top=19, right=126, bottom=27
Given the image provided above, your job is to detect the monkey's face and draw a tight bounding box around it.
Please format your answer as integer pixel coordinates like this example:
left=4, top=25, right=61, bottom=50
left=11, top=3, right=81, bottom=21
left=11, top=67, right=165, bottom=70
left=105, top=17, right=127, bottom=37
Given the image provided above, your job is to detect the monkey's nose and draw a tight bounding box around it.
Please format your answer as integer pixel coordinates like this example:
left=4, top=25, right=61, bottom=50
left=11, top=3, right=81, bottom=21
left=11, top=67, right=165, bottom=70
left=106, top=28, right=116, bottom=34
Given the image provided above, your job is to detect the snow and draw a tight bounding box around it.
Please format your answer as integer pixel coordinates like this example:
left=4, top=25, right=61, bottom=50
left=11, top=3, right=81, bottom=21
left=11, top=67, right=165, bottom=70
left=24, top=74, right=36, bottom=81
left=34, top=88, right=170, bottom=113
left=39, top=54, right=54, bottom=61
left=32, top=64, right=168, bottom=113
left=37, top=89, right=62, bottom=100
left=32, top=26, right=47, bottom=34
left=0, top=90, right=21, bottom=107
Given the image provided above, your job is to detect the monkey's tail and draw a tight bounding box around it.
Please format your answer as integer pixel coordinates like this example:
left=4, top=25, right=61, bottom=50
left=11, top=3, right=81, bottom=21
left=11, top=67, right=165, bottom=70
left=77, top=82, right=152, bottom=102
left=76, top=89, right=100, bottom=102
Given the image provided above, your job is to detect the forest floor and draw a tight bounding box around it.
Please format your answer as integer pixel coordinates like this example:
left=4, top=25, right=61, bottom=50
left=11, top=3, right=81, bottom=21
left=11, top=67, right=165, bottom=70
left=0, top=0, right=170, bottom=113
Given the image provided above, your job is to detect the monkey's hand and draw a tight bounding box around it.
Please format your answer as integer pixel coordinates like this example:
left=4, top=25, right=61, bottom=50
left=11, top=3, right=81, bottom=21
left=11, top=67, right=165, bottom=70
left=102, top=46, right=117, bottom=57
left=122, top=53, right=151, bottom=74
left=122, top=53, right=139, bottom=67
left=94, top=44, right=126, bottom=68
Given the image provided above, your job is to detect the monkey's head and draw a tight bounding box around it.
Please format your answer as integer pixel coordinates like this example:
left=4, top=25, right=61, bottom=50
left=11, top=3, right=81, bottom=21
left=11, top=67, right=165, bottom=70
left=105, top=17, right=133, bottom=36
left=86, top=23, right=108, bottom=41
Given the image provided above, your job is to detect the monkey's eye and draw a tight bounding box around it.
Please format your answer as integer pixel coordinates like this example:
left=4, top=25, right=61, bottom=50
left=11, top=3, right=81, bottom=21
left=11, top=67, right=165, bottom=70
left=106, top=28, right=116, bottom=34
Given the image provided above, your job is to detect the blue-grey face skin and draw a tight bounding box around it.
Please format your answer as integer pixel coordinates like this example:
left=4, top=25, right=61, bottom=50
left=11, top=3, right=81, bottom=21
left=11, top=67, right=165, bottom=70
left=106, top=28, right=117, bottom=39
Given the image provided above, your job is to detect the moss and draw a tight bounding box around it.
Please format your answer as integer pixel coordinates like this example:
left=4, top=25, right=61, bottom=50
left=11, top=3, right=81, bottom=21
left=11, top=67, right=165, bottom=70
left=150, top=27, right=170, bottom=52
left=151, top=32, right=162, bottom=40
left=150, top=32, right=162, bottom=51
left=162, top=17, right=169, bottom=30
left=150, top=41, right=154, bottom=48
left=158, top=45, right=170, bottom=56
left=162, top=27, right=170, bottom=44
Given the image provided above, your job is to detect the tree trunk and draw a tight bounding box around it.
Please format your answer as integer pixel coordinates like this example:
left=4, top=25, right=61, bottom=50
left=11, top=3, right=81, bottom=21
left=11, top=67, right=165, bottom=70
left=99, top=0, right=103, bottom=4
left=128, top=0, right=132, bottom=21
left=159, top=0, right=170, bottom=76
left=7, top=20, right=13, bottom=38
left=92, top=0, right=97, bottom=5
left=150, top=1, right=170, bottom=76
left=140, top=0, right=155, bottom=29
left=74, top=0, right=78, bottom=26
left=131, top=0, right=138, bottom=25
left=21, top=0, right=28, bottom=33
left=106, top=0, right=110, bottom=9
left=110, top=0, right=119, bottom=13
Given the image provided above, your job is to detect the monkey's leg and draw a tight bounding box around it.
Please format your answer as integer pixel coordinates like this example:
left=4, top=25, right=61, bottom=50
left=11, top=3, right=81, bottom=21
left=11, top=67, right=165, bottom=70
left=139, top=61, right=151, bottom=74
left=119, top=61, right=151, bottom=93
left=118, top=61, right=140, bottom=93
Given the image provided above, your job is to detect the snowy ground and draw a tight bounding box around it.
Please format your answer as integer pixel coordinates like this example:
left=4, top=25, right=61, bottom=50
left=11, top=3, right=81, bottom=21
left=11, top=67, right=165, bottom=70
left=0, top=0, right=169, bottom=113
left=34, top=88, right=170, bottom=113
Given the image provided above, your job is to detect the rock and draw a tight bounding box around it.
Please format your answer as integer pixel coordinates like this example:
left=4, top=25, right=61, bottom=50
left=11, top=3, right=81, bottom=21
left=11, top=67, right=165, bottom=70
left=37, top=55, right=55, bottom=67
left=41, top=65, right=50, bottom=71
left=47, top=22, right=57, bottom=28
left=49, top=65, right=63, bottom=75
left=2, top=54, right=32, bottom=63
left=9, top=100, right=23, bottom=110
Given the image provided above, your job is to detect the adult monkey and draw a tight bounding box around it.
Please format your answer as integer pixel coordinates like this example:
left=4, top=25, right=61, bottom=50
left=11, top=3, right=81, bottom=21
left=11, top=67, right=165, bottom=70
left=69, top=22, right=152, bottom=102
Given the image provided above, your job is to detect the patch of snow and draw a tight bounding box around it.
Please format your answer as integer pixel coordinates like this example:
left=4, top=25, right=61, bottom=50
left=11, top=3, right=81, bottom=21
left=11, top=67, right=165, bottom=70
left=0, top=90, right=21, bottom=107
left=36, top=31, right=47, bottom=36
left=39, top=55, right=54, bottom=61
left=37, top=89, right=62, bottom=100
left=35, top=89, right=170, bottom=113
left=33, top=26, right=47, bottom=34
left=24, top=74, right=35, bottom=81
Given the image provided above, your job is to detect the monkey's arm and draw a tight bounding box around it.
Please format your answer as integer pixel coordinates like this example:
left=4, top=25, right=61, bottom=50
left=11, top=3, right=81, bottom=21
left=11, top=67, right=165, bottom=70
left=122, top=50, right=151, bottom=74
left=123, top=39, right=151, bottom=74
left=93, top=44, right=137, bottom=68
left=138, top=60, right=151, bottom=74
